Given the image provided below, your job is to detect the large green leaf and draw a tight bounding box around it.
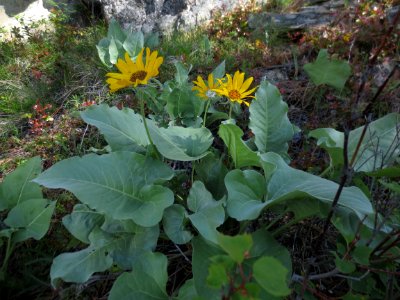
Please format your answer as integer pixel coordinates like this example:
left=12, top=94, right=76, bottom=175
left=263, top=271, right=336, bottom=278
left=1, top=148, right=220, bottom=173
left=62, top=204, right=105, bottom=244
left=253, top=256, right=291, bottom=297
left=225, top=170, right=266, bottom=221
left=109, top=252, right=169, bottom=300
left=50, top=228, right=114, bottom=286
left=217, top=233, right=253, bottom=264
left=166, top=87, right=204, bottom=121
left=249, top=81, right=297, bottom=156
left=162, top=204, right=193, bottom=244
left=149, top=125, right=213, bottom=161
left=304, top=49, right=351, bottom=90
left=123, top=31, right=144, bottom=57
left=218, top=124, right=260, bottom=168
left=194, top=153, right=228, bottom=200
left=310, top=113, right=400, bottom=172
left=0, top=157, right=42, bottom=211
left=192, top=237, right=224, bottom=300
left=187, top=181, right=225, bottom=243
left=34, top=152, right=174, bottom=227
left=80, top=104, right=149, bottom=152
left=226, top=153, right=374, bottom=221
left=175, top=279, right=201, bottom=300
left=4, top=198, right=55, bottom=243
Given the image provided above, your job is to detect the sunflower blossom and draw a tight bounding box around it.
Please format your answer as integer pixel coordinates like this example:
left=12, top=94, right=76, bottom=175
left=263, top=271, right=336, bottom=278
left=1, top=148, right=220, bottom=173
left=106, top=48, right=163, bottom=92
left=192, top=73, right=221, bottom=99
left=213, top=71, right=257, bottom=107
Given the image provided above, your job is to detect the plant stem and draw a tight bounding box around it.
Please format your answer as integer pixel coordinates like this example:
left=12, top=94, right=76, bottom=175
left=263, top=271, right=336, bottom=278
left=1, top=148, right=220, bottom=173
left=0, top=236, right=13, bottom=280
left=202, top=99, right=211, bottom=127
left=228, top=103, right=233, bottom=120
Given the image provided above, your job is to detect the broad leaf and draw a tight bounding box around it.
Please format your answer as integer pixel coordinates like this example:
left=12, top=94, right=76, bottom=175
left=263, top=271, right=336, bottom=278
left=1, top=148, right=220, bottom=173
left=107, top=19, right=127, bottom=42
left=226, top=153, right=374, bottom=221
left=217, top=233, right=253, bottom=264
left=163, top=204, right=193, bottom=244
left=97, top=38, right=112, bottom=67
left=225, top=170, right=266, bottom=221
left=304, top=49, right=351, bottom=90
left=253, top=256, right=291, bottom=297
left=50, top=229, right=114, bottom=286
left=249, top=81, right=297, bottom=156
left=0, top=157, right=42, bottom=211
left=192, top=237, right=224, bottom=299
left=81, top=104, right=149, bottom=152
left=187, top=181, right=225, bottom=243
left=218, top=124, right=260, bottom=168
left=34, top=152, right=174, bottom=227
left=166, top=87, right=204, bottom=121
left=4, top=198, right=55, bottom=243
left=123, top=31, right=144, bottom=57
left=194, top=153, right=228, bottom=200
left=109, top=252, right=169, bottom=300
left=310, top=113, right=400, bottom=172
left=62, top=204, right=105, bottom=244
left=175, top=279, right=200, bottom=300
left=174, top=62, right=190, bottom=86
left=149, top=125, right=213, bottom=161
left=211, top=60, right=225, bottom=79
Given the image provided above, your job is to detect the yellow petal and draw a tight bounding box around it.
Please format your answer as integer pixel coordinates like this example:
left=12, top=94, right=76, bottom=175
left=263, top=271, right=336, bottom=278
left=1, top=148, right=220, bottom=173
left=116, top=58, right=129, bottom=73
left=136, top=48, right=145, bottom=70
left=239, top=77, right=254, bottom=93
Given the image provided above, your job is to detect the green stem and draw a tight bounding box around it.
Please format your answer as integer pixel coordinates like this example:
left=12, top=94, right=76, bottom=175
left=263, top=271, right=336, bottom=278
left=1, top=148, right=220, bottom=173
left=265, top=211, right=286, bottom=231
left=0, top=236, right=14, bottom=280
left=137, top=90, right=160, bottom=160
left=202, top=99, right=211, bottom=127
left=271, top=218, right=299, bottom=237
left=228, top=103, right=233, bottom=119
left=319, top=165, right=333, bottom=178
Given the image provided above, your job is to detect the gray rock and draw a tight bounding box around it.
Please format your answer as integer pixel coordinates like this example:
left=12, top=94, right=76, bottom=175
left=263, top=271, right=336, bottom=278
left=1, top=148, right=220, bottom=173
left=96, top=0, right=267, bottom=33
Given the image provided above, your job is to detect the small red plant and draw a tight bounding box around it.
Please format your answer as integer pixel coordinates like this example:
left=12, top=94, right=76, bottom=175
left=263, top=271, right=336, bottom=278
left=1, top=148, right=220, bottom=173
left=28, top=100, right=54, bottom=135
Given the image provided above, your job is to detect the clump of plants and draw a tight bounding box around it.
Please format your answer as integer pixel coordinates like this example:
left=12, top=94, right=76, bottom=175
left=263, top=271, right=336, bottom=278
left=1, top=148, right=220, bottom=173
left=1, top=19, right=398, bottom=299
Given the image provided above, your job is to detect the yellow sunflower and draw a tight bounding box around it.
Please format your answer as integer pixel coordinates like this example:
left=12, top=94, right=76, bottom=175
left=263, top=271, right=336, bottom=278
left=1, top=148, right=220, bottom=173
left=192, top=73, right=221, bottom=99
left=106, top=48, right=163, bottom=92
left=213, top=71, right=257, bottom=107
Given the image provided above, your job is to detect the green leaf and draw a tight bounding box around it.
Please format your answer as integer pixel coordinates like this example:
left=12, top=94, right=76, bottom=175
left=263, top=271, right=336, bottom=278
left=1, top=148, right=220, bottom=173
left=34, top=152, right=174, bottom=227
left=250, top=229, right=292, bottom=276
left=50, top=228, right=114, bottom=286
left=109, top=37, right=120, bottom=65
left=217, top=233, right=253, bottom=263
left=4, top=198, right=55, bottom=243
left=149, top=125, right=213, bottom=161
left=262, top=153, right=374, bottom=219
left=162, top=204, right=193, bottom=244
left=249, top=81, right=298, bottom=156
left=174, top=62, right=190, bottom=86
left=226, top=153, right=373, bottom=221
left=80, top=104, right=149, bottom=152
left=96, top=38, right=112, bottom=67
left=166, top=87, right=204, bottom=120
left=109, top=252, right=169, bottom=300
left=218, top=124, right=260, bottom=168
left=332, top=208, right=360, bottom=244
left=309, top=113, right=400, bottom=172
left=194, top=153, right=228, bottom=200
left=365, top=166, right=400, bottom=178
left=207, top=263, right=229, bottom=289
left=62, top=204, right=105, bottom=244
left=187, top=181, right=225, bottom=243
left=334, top=254, right=356, bottom=274
left=304, top=49, right=351, bottom=90
left=123, top=31, right=144, bottom=57
left=211, top=60, right=225, bottom=79
left=192, top=237, right=224, bottom=299
left=253, top=256, right=291, bottom=297
left=144, top=32, right=160, bottom=48
left=0, top=157, right=42, bottom=211
left=175, top=279, right=201, bottom=300
left=352, top=246, right=372, bottom=265
left=107, top=19, right=127, bottom=42
left=225, top=169, right=266, bottom=221
left=380, top=180, right=400, bottom=194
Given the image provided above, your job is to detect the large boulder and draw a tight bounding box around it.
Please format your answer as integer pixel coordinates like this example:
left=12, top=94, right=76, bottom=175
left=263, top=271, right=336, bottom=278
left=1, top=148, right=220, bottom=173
left=94, top=0, right=266, bottom=33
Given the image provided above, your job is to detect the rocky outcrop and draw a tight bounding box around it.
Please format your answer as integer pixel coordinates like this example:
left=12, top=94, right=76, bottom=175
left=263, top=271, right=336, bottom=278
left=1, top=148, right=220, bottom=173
left=95, top=0, right=266, bottom=33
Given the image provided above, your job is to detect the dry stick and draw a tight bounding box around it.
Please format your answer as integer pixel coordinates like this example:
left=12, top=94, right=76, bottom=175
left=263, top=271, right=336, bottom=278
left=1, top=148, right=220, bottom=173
left=320, top=128, right=350, bottom=238
left=349, top=116, right=371, bottom=167
left=375, top=235, right=400, bottom=257
left=370, top=228, right=400, bottom=256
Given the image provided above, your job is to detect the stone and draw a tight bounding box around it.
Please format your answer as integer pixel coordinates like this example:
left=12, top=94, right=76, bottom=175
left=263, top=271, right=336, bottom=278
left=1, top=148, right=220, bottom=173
left=96, top=0, right=267, bottom=33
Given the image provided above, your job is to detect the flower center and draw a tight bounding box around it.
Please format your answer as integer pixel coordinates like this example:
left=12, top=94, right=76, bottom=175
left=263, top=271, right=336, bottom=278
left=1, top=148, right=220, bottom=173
left=228, top=89, right=241, bottom=100
left=130, top=70, right=147, bottom=82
